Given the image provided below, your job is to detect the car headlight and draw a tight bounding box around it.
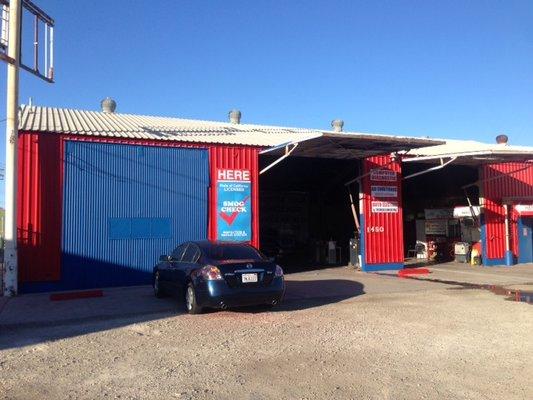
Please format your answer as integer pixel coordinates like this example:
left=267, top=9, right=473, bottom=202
left=275, top=265, right=284, bottom=277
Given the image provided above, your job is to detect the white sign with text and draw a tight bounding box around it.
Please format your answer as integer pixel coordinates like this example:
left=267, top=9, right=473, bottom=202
left=370, top=169, right=397, bottom=182
left=371, top=201, right=399, bottom=213
left=371, top=185, right=398, bottom=198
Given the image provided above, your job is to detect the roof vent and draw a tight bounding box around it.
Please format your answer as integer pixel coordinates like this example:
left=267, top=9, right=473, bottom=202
left=229, top=109, right=241, bottom=124
left=496, top=134, right=509, bottom=145
left=101, top=97, right=117, bottom=113
left=331, top=119, right=344, bottom=132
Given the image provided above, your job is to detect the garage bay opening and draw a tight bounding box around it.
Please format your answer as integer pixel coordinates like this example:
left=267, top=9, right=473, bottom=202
left=402, top=163, right=480, bottom=265
left=259, top=156, right=360, bottom=272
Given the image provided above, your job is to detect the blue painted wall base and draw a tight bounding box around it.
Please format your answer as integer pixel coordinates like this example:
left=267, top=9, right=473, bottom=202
left=504, top=250, right=514, bottom=266
left=361, top=263, right=404, bottom=272
left=483, top=257, right=506, bottom=267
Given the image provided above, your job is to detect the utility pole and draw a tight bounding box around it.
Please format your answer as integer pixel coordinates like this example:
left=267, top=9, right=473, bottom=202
left=3, top=0, right=21, bottom=296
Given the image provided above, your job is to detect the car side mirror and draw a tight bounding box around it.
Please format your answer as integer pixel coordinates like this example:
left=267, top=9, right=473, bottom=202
left=159, top=254, right=171, bottom=262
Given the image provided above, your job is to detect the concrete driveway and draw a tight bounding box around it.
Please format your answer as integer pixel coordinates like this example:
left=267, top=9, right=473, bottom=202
left=1, top=263, right=532, bottom=399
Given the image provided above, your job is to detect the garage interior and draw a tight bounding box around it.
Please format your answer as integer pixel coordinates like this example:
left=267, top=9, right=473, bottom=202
left=258, top=132, right=440, bottom=272
left=259, top=156, right=359, bottom=272
left=402, top=161, right=481, bottom=263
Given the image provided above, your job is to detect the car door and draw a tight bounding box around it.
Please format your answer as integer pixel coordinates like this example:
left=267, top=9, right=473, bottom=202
left=175, top=243, right=201, bottom=288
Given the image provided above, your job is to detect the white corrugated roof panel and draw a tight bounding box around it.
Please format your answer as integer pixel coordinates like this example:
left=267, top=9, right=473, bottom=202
left=18, top=105, right=443, bottom=155
left=407, top=139, right=533, bottom=157
left=405, top=139, right=533, bottom=164
left=19, top=105, right=324, bottom=147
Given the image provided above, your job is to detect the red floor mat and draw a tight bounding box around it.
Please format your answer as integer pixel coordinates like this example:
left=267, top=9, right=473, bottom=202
left=50, top=290, right=104, bottom=301
left=398, top=268, right=430, bottom=277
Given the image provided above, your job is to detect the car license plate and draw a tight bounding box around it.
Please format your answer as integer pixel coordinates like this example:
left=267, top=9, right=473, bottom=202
left=241, top=273, right=258, bottom=283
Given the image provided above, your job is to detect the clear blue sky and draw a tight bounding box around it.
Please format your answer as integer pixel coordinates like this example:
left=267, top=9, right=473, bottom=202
left=0, top=0, right=532, bottom=205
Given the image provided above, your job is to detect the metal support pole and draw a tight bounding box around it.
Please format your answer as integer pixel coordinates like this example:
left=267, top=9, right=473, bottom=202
left=44, top=21, right=47, bottom=74
left=403, top=157, right=457, bottom=180
left=347, top=187, right=360, bottom=234
left=33, top=13, right=38, bottom=72
left=503, top=204, right=513, bottom=266
left=49, top=25, right=53, bottom=79
left=3, top=0, right=21, bottom=296
left=259, top=143, right=298, bottom=175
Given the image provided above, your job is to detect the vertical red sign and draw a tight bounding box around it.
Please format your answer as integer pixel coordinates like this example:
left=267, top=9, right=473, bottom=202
left=360, top=155, right=404, bottom=271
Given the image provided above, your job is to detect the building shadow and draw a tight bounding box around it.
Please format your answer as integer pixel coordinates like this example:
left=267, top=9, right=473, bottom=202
left=0, top=287, right=182, bottom=351
left=0, top=279, right=364, bottom=350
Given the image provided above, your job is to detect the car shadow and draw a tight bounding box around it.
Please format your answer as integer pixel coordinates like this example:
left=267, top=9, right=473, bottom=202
left=227, top=279, right=365, bottom=313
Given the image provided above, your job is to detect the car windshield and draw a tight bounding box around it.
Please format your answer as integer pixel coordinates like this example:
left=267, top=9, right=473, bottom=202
left=207, top=244, right=265, bottom=261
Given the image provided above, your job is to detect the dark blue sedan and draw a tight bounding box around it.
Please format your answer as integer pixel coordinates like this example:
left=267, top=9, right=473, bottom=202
left=153, top=241, right=285, bottom=314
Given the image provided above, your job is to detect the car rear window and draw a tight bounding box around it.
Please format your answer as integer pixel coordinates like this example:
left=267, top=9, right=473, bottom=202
left=208, top=245, right=265, bottom=261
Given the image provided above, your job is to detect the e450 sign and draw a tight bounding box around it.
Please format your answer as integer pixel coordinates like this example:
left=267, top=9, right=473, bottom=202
left=366, top=226, right=385, bottom=233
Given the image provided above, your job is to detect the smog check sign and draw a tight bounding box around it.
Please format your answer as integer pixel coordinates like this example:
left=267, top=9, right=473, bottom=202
left=216, top=169, right=251, bottom=241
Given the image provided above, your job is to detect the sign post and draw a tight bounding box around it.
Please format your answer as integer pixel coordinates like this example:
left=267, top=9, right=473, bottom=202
left=2, top=0, right=54, bottom=296
left=3, top=0, right=21, bottom=296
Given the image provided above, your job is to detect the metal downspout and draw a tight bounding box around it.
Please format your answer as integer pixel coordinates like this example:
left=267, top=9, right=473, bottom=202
left=504, top=204, right=514, bottom=266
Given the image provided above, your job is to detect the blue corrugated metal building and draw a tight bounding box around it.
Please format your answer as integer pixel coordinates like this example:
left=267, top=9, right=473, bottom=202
left=22, top=141, right=209, bottom=292
left=62, top=142, right=209, bottom=289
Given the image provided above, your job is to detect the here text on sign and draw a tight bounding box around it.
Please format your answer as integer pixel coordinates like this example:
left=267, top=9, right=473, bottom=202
left=217, top=169, right=250, bottom=182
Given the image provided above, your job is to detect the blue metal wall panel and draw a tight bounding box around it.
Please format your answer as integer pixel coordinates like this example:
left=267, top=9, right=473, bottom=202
left=518, top=217, right=533, bottom=264
left=61, top=141, right=209, bottom=290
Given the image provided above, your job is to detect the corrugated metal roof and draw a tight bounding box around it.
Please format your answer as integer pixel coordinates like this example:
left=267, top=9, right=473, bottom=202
left=18, top=105, right=442, bottom=152
left=289, top=132, right=441, bottom=159
left=19, top=105, right=323, bottom=147
left=405, top=139, right=533, bottom=164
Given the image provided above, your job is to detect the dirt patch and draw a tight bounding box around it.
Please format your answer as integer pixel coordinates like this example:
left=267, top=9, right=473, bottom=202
left=1, top=286, right=532, bottom=399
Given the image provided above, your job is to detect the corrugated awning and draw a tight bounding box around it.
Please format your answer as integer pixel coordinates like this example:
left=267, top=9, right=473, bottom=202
left=404, top=139, right=533, bottom=165
left=261, top=132, right=443, bottom=160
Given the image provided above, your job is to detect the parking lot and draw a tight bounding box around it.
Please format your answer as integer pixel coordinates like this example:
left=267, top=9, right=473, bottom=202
left=1, top=263, right=532, bottom=400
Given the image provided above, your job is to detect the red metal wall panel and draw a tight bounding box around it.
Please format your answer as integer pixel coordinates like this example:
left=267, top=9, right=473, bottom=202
left=482, top=162, right=533, bottom=259
left=18, top=132, right=63, bottom=282
left=361, top=155, right=404, bottom=266
left=208, top=147, right=260, bottom=248
left=18, top=132, right=261, bottom=284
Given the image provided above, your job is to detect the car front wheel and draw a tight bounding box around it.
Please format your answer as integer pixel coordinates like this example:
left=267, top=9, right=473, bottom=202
left=185, top=283, right=203, bottom=314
